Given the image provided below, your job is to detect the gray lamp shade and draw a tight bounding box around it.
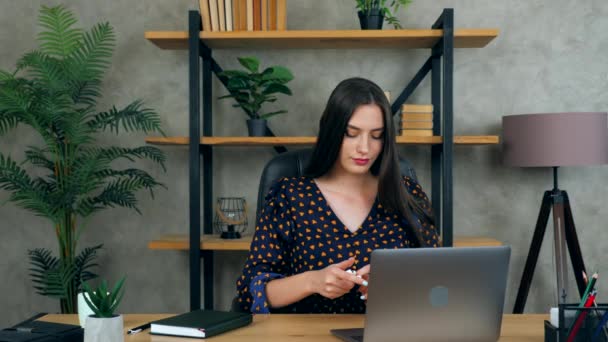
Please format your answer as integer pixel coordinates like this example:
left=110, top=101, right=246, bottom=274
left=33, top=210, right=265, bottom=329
left=502, top=112, right=608, bottom=167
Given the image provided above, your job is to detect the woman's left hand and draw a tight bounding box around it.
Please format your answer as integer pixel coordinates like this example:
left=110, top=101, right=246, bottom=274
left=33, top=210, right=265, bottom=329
left=356, top=264, right=371, bottom=301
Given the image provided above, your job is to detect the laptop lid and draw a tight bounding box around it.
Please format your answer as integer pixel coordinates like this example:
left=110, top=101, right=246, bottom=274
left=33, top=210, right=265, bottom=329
left=360, top=246, right=511, bottom=342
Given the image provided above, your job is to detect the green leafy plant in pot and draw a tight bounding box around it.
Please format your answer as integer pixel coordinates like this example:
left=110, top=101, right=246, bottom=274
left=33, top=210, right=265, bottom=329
left=218, top=57, right=294, bottom=136
left=0, top=5, right=166, bottom=313
left=82, top=277, right=126, bottom=342
left=355, top=0, right=413, bottom=29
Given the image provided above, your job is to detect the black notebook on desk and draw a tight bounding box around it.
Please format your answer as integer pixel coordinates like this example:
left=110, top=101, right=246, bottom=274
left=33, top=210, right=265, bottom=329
left=150, top=310, right=252, bottom=339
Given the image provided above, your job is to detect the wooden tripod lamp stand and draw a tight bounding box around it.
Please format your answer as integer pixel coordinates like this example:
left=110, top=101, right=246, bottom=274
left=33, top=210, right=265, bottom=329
left=502, top=112, right=608, bottom=314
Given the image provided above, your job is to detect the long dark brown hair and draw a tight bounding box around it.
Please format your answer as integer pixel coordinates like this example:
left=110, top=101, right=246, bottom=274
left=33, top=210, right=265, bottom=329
left=304, top=77, right=435, bottom=247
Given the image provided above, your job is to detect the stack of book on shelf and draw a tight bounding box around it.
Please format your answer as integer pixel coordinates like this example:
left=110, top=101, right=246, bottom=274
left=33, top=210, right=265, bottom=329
left=199, top=0, right=287, bottom=32
left=400, top=104, right=434, bottom=137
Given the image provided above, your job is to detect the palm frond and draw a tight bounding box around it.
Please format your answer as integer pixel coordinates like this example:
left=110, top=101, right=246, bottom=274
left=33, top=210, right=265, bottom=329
left=38, top=5, right=83, bottom=58
left=97, top=146, right=167, bottom=171
left=79, top=177, right=156, bottom=215
left=23, top=146, right=55, bottom=172
left=0, top=69, right=13, bottom=81
left=16, top=51, right=66, bottom=90
left=67, top=22, right=114, bottom=82
left=0, top=77, right=32, bottom=123
left=56, top=108, right=95, bottom=147
left=28, top=248, right=59, bottom=278
left=94, top=168, right=167, bottom=197
left=0, top=72, right=24, bottom=135
left=63, top=147, right=108, bottom=199
left=0, top=153, right=60, bottom=220
left=87, top=100, right=164, bottom=135
left=0, top=109, right=19, bottom=135
left=28, top=248, right=77, bottom=298
left=74, top=244, right=102, bottom=287
left=68, top=80, right=101, bottom=106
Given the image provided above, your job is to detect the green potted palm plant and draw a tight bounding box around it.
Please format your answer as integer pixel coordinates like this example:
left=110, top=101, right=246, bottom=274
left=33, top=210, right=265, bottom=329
left=355, top=0, right=413, bottom=29
left=82, top=277, right=126, bottom=342
left=218, top=56, right=294, bottom=136
left=0, top=5, right=166, bottom=313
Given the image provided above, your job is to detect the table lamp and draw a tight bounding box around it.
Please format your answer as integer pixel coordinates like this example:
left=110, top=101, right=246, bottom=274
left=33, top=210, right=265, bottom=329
left=502, top=112, right=608, bottom=313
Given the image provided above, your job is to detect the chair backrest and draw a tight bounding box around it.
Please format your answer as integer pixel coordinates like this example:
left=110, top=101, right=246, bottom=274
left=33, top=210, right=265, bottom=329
left=256, top=148, right=418, bottom=215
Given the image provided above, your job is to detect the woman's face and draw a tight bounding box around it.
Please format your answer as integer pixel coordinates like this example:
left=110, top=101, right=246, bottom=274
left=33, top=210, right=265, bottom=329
left=335, top=103, right=384, bottom=176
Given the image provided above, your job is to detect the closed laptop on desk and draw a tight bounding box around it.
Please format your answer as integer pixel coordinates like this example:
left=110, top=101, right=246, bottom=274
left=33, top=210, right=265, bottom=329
left=332, top=246, right=511, bottom=342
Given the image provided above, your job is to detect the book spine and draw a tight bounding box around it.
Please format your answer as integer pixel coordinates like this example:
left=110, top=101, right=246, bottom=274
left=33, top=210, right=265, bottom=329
left=268, top=0, right=277, bottom=30
left=209, top=0, right=219, bottom=31
left=225, top=0, right=233, bottom=31
left=199, top=0, right=212, bottom=32
left=246, top=0, right=254, bottom=31
left=261, top=0, right=268, bottom=30
left=277, top=0, right=286, bottom=30
left=238, top=0, right=247, bottom=30
left=232, top=0, right=240, bottom=31
left=402, top=104, right=433, bottom=113
left=253, top=0, right=261, bottom=30
left=218, top=0, right=226, bottom=31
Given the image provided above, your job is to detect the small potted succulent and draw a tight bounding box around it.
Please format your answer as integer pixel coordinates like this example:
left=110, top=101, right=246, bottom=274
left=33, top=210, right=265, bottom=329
left=355, top=0, right=413, bottom=29
left=218, top=56, right=294, bottom=136
left=82, top=277, right=126, bottom=342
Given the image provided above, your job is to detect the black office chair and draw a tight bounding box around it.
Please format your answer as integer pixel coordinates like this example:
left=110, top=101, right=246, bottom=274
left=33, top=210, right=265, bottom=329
left=231, top=148, right=419, bottom=312
left=255, top=148, right=418, bottom=214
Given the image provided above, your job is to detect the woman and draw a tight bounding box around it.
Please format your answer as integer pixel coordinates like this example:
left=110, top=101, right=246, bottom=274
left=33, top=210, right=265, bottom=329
left=236, top=77, right=440, bottom=314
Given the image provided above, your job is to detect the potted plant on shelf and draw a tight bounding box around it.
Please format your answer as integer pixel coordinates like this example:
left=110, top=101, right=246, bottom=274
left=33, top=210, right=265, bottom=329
left=355, top=0, right=413, bottom=29
left=218, top=56, right=294, bottom=137
left=82, top=277, right=126, bottom=342
left=0, top=5, right=166, bottom=314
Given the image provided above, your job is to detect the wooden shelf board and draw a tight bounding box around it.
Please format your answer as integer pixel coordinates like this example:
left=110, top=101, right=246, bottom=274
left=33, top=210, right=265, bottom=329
left=148, top=234, right=252, bottom=251
left=145, top=29, right=498, bottom=50
left=145, top=135, right=499, bottom=146
left=148, top=234, right=502, bottom=251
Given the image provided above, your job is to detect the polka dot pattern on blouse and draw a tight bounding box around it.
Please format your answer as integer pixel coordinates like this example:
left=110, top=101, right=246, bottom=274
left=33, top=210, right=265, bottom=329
left=235, top=176, right=439, bottom=313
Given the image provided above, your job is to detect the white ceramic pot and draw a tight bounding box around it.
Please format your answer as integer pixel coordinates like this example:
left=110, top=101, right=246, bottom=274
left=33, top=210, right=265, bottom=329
left=84, top=314, right=124, bottom=342
left=77, top=292, right=96, bottom=328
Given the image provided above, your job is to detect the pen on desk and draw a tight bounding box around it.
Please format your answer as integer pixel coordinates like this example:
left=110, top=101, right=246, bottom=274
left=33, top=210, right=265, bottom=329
left=127, top=323, right=151, bottom=335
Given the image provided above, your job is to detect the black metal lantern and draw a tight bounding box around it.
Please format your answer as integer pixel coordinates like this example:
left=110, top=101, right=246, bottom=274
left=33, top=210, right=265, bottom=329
left=213, top=197, right=248, bottom=239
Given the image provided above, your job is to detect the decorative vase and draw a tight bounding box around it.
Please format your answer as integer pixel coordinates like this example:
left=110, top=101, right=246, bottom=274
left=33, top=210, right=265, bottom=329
left=246, top=119, right=268, bottom=137
left=358, top=9, right=384, bottom=30
left=77, top=292, right=95, bottom=328
left=84, top=315, right=124, bottom=342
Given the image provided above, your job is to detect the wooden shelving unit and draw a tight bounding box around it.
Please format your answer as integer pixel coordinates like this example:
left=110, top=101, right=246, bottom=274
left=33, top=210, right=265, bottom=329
left=145, top=29, right=498, bottom=50
left=146, top=8, right=500, bottom=311
left=146, top=135, right=500, bottom=146
left=148, top=234, right=503, bottom=251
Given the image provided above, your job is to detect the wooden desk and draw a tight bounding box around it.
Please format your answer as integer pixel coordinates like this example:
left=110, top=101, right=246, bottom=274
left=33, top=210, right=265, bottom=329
left=40, top=313, right=547, bottom=341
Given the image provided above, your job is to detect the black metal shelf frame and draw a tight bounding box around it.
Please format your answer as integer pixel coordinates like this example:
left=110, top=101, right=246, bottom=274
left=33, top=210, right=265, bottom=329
left=188, top=9, right=455, bottom=310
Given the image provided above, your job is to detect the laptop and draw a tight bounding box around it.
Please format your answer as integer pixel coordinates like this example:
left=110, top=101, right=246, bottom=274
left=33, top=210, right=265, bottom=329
left=331, top=246, right=511, bottom=342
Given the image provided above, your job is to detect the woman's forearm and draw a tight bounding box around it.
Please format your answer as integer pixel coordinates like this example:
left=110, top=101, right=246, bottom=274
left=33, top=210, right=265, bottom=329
left=265, top=270, right=317, bottom=308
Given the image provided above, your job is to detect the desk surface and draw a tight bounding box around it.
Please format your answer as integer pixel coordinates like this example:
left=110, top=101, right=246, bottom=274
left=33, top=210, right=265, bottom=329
left=40, top=313, right=548, bottom=341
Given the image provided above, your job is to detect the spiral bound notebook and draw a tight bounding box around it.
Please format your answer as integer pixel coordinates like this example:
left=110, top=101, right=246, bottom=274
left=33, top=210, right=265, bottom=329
left=150, top=310, right=252, bottom=339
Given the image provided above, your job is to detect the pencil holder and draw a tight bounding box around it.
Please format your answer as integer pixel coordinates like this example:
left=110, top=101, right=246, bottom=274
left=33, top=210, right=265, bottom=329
left=544, top=303, right=608, bottom=342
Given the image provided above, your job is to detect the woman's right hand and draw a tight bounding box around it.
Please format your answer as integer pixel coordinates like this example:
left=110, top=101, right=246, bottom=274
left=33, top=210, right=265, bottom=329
left=310, top=257, right=368, bottom=300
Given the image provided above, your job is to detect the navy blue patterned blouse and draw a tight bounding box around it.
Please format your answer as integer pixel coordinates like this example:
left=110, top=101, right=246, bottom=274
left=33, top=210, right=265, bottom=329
left=236, top=176, right=439, bottom=314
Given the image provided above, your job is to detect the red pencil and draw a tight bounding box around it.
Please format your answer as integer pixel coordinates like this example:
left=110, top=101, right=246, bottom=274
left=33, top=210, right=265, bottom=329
left=567, top=291, right=597, bottom=342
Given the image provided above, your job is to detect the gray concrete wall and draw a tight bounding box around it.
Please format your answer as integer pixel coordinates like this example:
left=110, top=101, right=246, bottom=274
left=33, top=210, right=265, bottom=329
left=1, top=0, right=607, bottom=325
